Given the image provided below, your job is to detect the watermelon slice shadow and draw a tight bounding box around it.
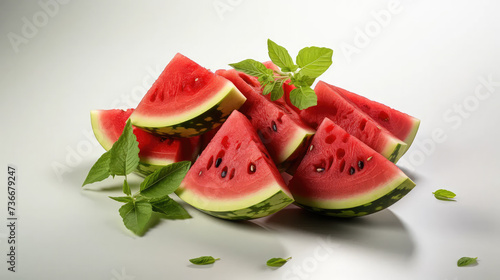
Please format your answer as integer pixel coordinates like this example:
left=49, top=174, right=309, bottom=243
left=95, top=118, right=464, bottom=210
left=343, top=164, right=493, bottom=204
left=260, top=206, right=415, bottom=257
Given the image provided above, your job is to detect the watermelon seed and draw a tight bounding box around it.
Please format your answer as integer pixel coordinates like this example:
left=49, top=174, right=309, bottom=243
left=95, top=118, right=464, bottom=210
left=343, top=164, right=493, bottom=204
left=349, top=167, right=355, bottom=175
left=271, top=121, right=278, bottom=132
left=309, top=145, right=314, bottom=151
left=215, top=158, right=222, bottom=168
left=367, top=156, right=373, bottom=161
left=316, top=167, right=325, bottom=172
left=198, top=170, right=202, bottom=176
left=229, top=168, right=235, bottom=180
left=221, top=166, right=228, bottom=178
left=248, top=163, right=256, bottom=174
left=358, top=160, right=364, bottom=170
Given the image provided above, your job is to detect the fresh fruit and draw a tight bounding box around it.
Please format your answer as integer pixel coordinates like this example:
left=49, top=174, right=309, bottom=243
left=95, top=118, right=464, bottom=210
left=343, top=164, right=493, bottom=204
left=90, top=109, right=200, bottom=177
left=176, top=110, right=294, bottom=220
left=216, top=69, right=314, bottom=170
left=327, top=84, right=420, bottom=150
left=299, top=81, right=407, bottom=163
left=288, top=118, right=415, bottom=217
left=130, top=53, right=247, bottom=137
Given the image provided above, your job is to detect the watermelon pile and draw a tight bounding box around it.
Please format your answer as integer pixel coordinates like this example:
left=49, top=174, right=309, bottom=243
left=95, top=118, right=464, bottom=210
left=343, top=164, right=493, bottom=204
left=90, top=54, right=419, bottom=220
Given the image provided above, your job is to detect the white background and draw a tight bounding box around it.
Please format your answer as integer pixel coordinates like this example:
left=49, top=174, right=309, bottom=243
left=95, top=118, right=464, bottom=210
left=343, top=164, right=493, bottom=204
left=1, top=0, right=499, bottom=279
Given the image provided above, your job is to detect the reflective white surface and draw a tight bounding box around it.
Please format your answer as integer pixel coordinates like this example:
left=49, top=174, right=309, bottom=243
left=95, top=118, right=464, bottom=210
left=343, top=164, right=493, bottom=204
left=1, top=1, right=499, bottom=279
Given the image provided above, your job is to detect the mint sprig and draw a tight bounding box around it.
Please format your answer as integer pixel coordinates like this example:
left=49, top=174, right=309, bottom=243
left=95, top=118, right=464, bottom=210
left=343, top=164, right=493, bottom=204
left=189, top=256, right=220, bottom=265
left=266, top=257, right=292, bottom=267
left=230, top=39, right=333, bottom=110
left=82, top=119, right=192, bottom=235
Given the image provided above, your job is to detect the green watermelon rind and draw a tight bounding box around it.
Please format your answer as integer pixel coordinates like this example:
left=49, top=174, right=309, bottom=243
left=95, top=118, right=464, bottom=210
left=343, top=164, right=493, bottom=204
left=277, top=127, right=315, bottom=170
left=295, top=177, right=415, bottom=217
left=198, top=191, right=294, bottom=220
left=175, top=183, right=294, bottom=220
left=381, top=137, right=406, bottom=163
left=131, top=83, right=246, bottom=137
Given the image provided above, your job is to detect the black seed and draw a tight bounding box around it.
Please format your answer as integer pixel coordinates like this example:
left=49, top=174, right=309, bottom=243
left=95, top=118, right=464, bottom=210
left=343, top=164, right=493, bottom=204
left=349, top=167, right=355, bottom=175
left=316, top=167, right=325, bottom=173
left=272, top=121, right=278, bottom=132
left=221, top=169, right=227, bottom=178
left=215, top=158, right=222, bottom=168
left=358, top=161, right=364, bottom=170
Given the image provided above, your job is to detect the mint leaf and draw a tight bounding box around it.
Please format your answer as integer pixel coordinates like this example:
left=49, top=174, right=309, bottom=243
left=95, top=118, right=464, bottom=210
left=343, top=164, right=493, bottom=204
left=82, top=151, right=111, bottom=186
left=139, top=161, right=191, bottom=199
left=229, top=59, right=273, bottom=79
left=123, top=179, right=131, bottom=196
left=457, top=257, right=477, bottom=267
left=189, top=256, right=220, bottom=265
left=266, top=257, right=291, bottom=267
left=119, top=201, right=153, bottom=235
left=151, top=196, right=191, bottom=219
left=270, top=79, right=285, bottom=101
left=109, top=196, right=133, bottom=203
left=262, top=82, right=274, bottom=95
left=267, top=39, right=297, bottom=72
left=296, top=47, right=333, bottom=78
left=109, top=119, right=140, bottom=176
left=433, top=189, right=456, bottom=201
left=291, top=72, right=316, bottom=87
left=289, top=87, right=317, bottom=109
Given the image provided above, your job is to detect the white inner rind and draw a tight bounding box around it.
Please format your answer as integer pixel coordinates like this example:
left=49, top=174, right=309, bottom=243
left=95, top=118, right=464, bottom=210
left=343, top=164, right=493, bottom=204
left=294, top=173, right=413, bottom=210
left=176, top=182, right=291, bottom=212
left=130, top=81, right=245, bottom=128
left=90, top=110, right=115, bottom=151
left=403, top=118, right=421, bottom=149
left=278, top=126, right=315, bottom=164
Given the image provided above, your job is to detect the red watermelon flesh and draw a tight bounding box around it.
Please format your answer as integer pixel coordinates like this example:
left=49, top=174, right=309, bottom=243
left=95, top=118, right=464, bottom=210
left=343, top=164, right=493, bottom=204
left=299, top=81, right=406, bottom=163
left=288, top=117, right=415, bottom=217
left=91, top=109, right=200, bottom=175
left=176, top=110, right=294, bottom=220
left=327, top=84, right=420, bottom=147
left=216, top=69, right=314, bottom=169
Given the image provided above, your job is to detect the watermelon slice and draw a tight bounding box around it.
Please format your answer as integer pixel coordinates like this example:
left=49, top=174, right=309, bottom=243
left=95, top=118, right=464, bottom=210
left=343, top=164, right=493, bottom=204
left=327, top=84, right=420, bottom=150
left=90, top=109, right=200, bottom=177
left=176, top=110, right=294, bottom=220
left=288, top=118, right=415, bottom=217
left=130, top=53, right=247, bottom=137
left=215, top=69, right=314, bottom=170
left=299, top=81, right=407, bottom=163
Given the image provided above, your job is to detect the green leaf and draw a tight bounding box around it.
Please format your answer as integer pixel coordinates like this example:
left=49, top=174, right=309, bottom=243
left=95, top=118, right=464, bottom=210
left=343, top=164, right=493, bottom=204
left=109, top=119, right=140, bottom=176
left=151, top=196, right=191, bottom=219
left=119, top=201, right=153, bottom=235
left=109, top=196, right=133, bottom=203
left=139, top=161, right=191, bottom=199
left=266, top=257, right=291, bottom=267
left=296, top=47, right=333, bottom=78
left=122, top=179, right=131, bottom=196
left=270, top=80, right=285, bottom=101
left=189, top=256, right=220, bottom=265
left=267, top=39, right=296, bottom=71
left=82, top=151, right=111, bottom=186
left=229, top=59, right=273, bottom=79
left=433, top=189, right=456, bottom=201
left=262, top=82, right=274, bottom=95
left=289, top=86, right=317, bottom=110
left=457, top=257, right=477, bottom=267
left=291, top=72, right=316, bottom=87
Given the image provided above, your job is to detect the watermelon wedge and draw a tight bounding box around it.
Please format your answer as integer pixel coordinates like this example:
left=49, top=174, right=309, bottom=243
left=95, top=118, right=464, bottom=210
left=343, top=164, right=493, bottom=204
left=176, top=110, right=294, bottom=220
left=327, top=84, right=420, bottom=150
left=216, top=69, right=314, bottom=170
left=130, top=53, right=247, bottom=137
left=288, top=118, right=415, bottom=217
left=299, top=81, right=407, bottom=163
left=91, top=109, right=200, bottom=176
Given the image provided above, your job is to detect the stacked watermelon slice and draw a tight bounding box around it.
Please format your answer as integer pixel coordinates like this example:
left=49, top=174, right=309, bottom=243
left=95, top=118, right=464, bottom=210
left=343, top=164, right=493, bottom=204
left=90, top=53, right=419, bottom=220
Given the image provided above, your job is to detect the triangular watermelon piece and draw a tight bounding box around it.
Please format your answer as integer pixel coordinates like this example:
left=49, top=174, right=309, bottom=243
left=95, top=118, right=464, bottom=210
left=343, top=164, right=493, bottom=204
left=176, top=110, right=294, bottom=220
left=288, top=118, right=415, bottom=217
left=327, top=84, right=420, bottom=149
